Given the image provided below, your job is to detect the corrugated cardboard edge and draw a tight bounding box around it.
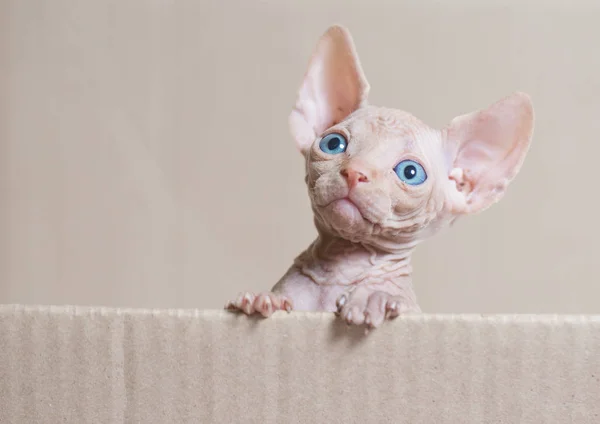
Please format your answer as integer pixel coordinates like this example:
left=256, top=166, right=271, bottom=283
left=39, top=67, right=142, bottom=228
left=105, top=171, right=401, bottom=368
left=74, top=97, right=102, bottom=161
left=1, top=304, right=600, bottom=423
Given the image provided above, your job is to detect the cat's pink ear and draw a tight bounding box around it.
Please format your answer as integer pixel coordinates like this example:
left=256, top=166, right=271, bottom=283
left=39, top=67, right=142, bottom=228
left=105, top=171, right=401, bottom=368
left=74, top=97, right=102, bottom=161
left=443, top=92, right=534, bottom=215
left=288, top=25, right=370, bottom=154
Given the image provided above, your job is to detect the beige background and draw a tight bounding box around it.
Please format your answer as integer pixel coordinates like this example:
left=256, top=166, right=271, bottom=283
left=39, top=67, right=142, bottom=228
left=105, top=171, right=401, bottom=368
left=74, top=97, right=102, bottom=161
left=1, top=0, right=598, bottom=313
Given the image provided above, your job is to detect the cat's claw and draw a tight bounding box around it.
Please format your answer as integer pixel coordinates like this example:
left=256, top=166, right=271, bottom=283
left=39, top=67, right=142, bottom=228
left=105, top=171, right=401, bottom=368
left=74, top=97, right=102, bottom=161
left=385, top=300, right=399, bottom=319
left=225, top=291, right=293, bottom=317
left=335, top=294, right=347, bottom=314
left=344, top=310, right=354, bottom=326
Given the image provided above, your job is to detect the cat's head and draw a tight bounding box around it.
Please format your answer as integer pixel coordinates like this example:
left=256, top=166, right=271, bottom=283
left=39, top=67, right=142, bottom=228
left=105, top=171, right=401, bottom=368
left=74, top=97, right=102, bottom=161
left=288, top=25, right=534, bottom=251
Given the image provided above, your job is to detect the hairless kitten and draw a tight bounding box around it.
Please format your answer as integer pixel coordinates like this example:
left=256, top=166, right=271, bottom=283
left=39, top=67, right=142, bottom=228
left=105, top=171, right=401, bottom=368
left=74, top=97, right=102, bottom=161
left=225, top=25, right=534, bottom=328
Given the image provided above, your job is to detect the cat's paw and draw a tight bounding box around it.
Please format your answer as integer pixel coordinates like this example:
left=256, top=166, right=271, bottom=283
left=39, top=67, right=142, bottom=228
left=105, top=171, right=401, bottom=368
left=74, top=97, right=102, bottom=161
left=335, top=289, right=417, bottom=329
left=225, top=292, right=293, bottom=317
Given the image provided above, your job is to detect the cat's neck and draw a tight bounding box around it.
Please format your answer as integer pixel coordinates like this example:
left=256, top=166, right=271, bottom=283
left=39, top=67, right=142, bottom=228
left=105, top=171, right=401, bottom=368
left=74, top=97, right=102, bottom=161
left=311, top=232, right=414, bottom=264
left=293, top=229, right=415, bottom=287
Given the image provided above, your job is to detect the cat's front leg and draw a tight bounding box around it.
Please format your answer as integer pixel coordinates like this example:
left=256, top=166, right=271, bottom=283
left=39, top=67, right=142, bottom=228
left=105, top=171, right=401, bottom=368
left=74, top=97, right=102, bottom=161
left=335, top=283, right=421, bottom=328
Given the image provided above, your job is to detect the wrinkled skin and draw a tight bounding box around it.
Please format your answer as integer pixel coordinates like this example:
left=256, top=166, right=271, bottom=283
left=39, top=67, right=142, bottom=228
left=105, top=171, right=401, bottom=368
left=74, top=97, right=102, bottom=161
left=225, top=25, right=535, bottom=329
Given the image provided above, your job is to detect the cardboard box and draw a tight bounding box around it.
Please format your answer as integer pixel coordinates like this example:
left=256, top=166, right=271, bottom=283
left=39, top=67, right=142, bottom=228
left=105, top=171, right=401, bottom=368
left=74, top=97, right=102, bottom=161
left=1, top=305, right=599, bottom=423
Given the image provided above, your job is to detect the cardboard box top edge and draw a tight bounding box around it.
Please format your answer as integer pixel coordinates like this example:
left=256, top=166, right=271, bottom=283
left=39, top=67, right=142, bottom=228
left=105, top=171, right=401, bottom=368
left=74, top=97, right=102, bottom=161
left=1, top=304, right=599, bottom=324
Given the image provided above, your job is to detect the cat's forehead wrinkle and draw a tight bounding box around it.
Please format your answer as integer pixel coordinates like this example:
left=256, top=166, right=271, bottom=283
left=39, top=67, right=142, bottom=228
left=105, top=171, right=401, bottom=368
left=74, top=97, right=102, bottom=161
left=345, top=106, right=427, bottom=139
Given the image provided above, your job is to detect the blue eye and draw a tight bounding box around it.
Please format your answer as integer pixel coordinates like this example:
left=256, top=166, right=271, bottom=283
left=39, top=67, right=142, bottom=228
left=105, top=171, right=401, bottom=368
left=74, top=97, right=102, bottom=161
left=394, top=160, right=427, bottom=185
left=319, top=133, right=347, bottom=154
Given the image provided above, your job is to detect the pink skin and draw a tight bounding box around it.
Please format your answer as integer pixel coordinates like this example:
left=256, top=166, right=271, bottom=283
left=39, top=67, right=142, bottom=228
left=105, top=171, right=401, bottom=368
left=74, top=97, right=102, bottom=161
left=225, top=25, right=535, bottom=328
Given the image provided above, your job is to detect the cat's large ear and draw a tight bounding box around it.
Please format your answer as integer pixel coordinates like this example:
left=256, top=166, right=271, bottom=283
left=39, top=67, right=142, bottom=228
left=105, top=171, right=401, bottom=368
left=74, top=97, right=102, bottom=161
left=288, top=25, right=370, bottom=154
left=443, top=92, right=534, bottom=215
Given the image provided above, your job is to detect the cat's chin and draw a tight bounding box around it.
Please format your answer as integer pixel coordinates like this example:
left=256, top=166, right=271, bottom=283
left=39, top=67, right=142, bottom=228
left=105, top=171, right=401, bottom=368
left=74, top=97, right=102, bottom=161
left=323, top=198, right=370, bottom=231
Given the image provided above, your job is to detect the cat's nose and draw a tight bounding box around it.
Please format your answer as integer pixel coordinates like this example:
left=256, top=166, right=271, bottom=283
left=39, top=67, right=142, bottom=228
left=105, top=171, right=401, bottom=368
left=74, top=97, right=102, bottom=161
left=341, top=166, right=370, bottom=188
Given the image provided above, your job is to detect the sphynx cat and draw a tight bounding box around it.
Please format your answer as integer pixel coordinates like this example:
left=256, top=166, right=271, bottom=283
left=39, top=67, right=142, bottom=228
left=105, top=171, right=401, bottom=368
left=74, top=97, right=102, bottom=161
left=225, top=25, right=534, bottom=328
